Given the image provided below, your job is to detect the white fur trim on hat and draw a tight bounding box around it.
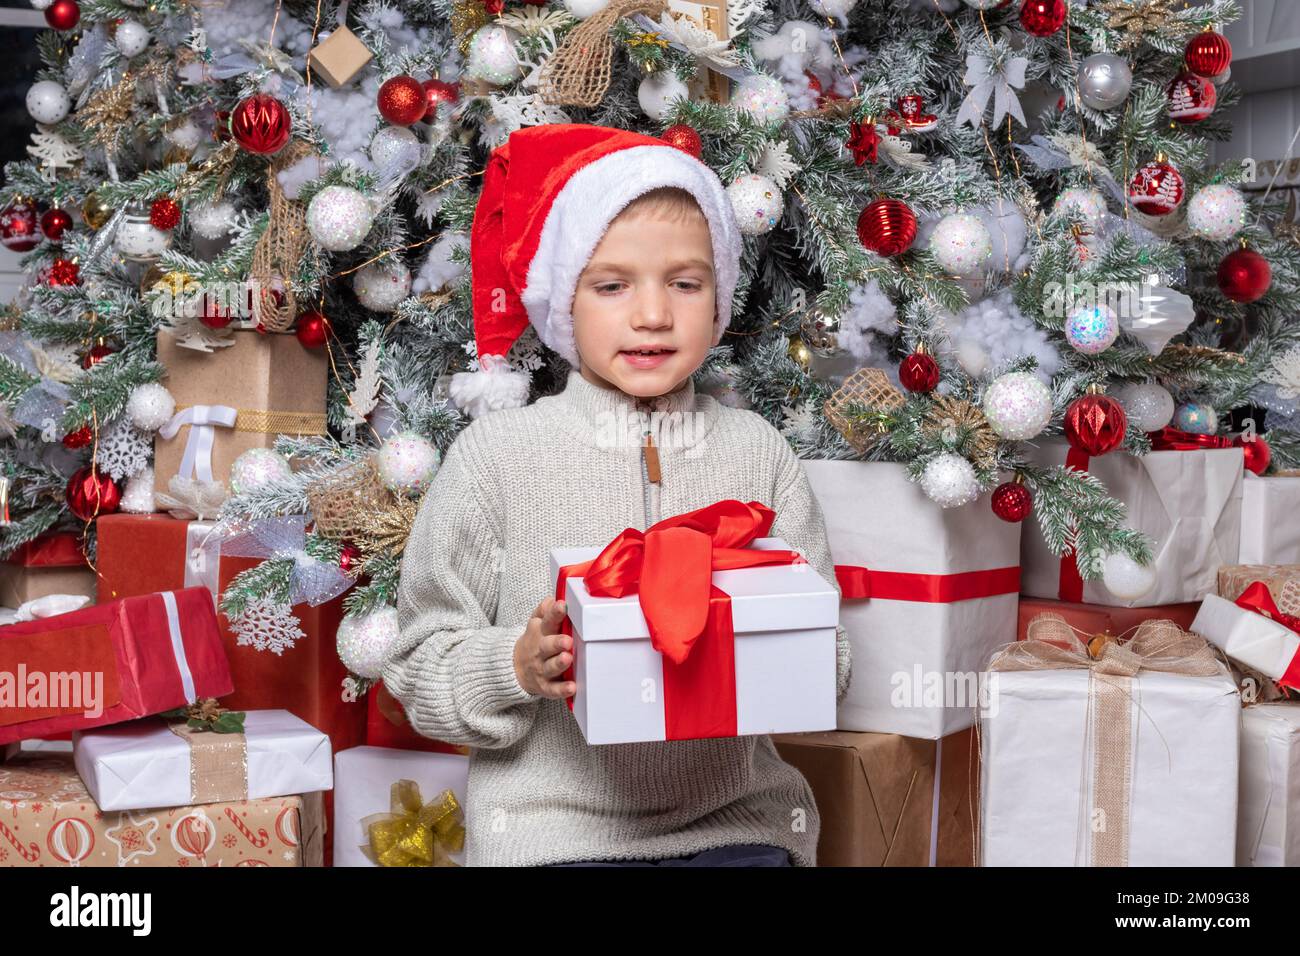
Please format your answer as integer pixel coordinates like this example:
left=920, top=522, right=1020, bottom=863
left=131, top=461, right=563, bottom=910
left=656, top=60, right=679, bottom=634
left=449, top=353, right=532, bottom=419
left=519, top=144, right=743, bottom=367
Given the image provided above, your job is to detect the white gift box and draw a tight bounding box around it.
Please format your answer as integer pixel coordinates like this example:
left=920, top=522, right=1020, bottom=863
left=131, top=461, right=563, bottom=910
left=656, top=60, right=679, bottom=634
left=1193, top=594, right=1300, bottom=687
left=549, top=536, right=838, bottom=745
left=1239, top=474, right=1300, bottom=565
left=801, top=460, right=1021, bottom=739
left=1239, top=703, right=1300, bottom=866
left=333, top=745, right=469, bottom=868
left=1020, top=442, right=1243, bottom=606
left=980, top=668, right=1240, bottom=866
left=73, top=710, right=332, bottom=812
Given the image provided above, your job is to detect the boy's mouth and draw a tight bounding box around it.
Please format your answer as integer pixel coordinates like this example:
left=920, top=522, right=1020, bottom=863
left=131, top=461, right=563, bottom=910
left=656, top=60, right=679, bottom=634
left=619, top=347, right=676, bottom=369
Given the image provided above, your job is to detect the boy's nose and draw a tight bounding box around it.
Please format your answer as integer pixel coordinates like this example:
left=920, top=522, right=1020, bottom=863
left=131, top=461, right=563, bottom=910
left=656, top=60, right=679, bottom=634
left=632, top=289, right=673, bottom=329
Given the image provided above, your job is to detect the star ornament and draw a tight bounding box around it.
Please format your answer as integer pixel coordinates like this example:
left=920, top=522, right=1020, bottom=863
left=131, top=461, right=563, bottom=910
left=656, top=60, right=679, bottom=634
left=847, top=120, right=880, bottom=166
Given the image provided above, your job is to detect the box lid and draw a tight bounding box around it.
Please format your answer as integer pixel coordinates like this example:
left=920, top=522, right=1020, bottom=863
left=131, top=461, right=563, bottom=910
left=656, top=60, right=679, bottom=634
left=549, top=536, right=839, bottom=642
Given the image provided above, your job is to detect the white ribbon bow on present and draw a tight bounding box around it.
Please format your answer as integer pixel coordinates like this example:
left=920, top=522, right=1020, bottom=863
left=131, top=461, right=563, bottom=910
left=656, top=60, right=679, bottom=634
left=159, top=405, right=237, bottom=483
left=218, top=514, right=353, bottom=607
left=956, top=51, right=1029, bottom=129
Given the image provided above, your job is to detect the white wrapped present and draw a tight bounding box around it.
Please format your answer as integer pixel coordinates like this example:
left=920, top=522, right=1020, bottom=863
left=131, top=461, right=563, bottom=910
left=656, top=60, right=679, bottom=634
left=333, top=745, right=469, bottom=867
left=1239, top=474, right=1300, bottom=565
left=801, top=460, right=1020, bottom=739
left=1192, top=592, right=1300, bottom=691
left=980, top=615, right=1240, bottom=866
left=73, top=709, right=332, bottom=812
left=1239, top=703, right=1300, bottom=866
left=1021, top=441, right=1243, bottom=606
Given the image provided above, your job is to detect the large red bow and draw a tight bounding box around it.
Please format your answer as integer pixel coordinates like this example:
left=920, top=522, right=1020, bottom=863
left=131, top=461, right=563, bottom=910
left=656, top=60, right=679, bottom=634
left=1147, top=426, right=1239, bottom=452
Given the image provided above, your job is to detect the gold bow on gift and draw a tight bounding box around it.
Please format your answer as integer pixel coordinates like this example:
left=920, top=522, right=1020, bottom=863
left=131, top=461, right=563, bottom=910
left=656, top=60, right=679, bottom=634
left=988, top=614, right=1227, bottom=867
left=361, top=780, right=465, bottom=867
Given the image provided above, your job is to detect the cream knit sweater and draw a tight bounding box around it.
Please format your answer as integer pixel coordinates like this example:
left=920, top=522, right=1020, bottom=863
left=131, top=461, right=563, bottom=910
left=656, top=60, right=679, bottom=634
left=384, top=368, right=851, bottom=867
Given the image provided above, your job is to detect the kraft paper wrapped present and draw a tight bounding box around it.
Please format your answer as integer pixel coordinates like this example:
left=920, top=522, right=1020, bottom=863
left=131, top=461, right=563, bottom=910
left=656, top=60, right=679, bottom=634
left=1238, top=703, right=1300, bottom=866
left=802, top=460, right=1020, bottom=739
left=1217, top=563, right=1300, bottom=609
left=1239, top=475, right=1300, bottom=565
left=550, top=514, right=839, bottom=745
left=771, top=728, right=979, bottom=866
left=305, top=24, right=372, bottom=88
left=153, top=329, right=327, bottom=491
left=0, top=753, right=323, bottom=867
left=1020, top=441, right=1243, bottom=606
left=333, top=745, right=468, bottom=867
left=74, top=709, right=333, bottom=812
left=980, top=614, right=1240, bottom=866
left=0, top=587, right=233, bottom=745
left=1016, top=597, right=1201, bottom=643
left=0, top=532, right=96, bottom=607
left=1193, top=590, right=1300, bottom=692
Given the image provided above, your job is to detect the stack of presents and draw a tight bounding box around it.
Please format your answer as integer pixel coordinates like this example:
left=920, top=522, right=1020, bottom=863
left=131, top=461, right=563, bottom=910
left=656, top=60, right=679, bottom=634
left=2, top=333, right=1298, bottom=867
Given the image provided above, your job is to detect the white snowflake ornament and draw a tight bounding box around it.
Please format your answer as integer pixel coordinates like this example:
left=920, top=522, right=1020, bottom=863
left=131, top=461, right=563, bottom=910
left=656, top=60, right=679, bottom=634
left=229, top=598, right=306, bottom=655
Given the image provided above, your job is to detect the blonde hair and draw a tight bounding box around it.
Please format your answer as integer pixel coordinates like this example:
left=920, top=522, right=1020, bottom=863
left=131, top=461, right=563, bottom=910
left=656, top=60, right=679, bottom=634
left=617, top=186, right=706, bottom=225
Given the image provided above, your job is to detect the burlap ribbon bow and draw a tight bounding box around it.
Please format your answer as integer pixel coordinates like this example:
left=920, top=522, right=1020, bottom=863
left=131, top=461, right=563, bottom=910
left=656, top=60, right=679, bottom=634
left=988, top=613, right=1227, bottom=866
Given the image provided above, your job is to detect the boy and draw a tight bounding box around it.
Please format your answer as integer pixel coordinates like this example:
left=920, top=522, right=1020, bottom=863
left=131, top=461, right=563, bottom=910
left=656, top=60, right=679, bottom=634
left=384, top=124, right=851, bottom=867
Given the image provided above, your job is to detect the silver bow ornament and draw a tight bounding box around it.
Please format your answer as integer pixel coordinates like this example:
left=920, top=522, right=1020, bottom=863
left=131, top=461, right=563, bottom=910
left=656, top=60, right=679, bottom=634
left=218, top=514, right=353, bottom=607
left=956, top=51, right=1029, bottom=129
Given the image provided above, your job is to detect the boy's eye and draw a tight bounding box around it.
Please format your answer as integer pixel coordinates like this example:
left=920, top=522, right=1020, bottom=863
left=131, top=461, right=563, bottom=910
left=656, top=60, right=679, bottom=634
left=595, top=282, right=623, bottom=294
left=673, top=280, right=702, bottom=292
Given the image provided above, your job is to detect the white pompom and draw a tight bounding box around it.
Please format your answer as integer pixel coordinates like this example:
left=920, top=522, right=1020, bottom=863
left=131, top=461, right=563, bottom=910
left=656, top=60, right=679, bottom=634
left=563, top=0, right=608, bottom=16
left=920, top=453, right=980, bottom=508
left=120, top=467, right=156, bottom=513
left=127, top=383, right=176, bottom=432
left=449, top=357, right=531, bottom=418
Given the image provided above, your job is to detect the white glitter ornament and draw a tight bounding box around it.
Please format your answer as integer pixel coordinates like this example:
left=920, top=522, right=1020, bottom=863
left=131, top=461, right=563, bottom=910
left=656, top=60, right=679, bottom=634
left=370, top=125, right=420, bottom=170
left=809, top=0, right=856, bottom=19
left=120, top=466, right=156, bottom=514
left=1052, top=187, right=1107, bottom=230
left=727, top=174, right=783, bottom=236
left=1173, top=401, right=1217, bottom=435
left=929, top=213, right=992, bottom=275
left=1064, top=304, right=1120, bottom=355
left=1114, top=382, right=1175, bottom=433
left=377, top=431, right=440, bottom=496
left=27, top=80, right=70, bottom=124
left=230, top=448, right=292, bottom=495
left=920, top=453, right=980, bottom=508
left=563, top=0, right=609, bottom=17
left=353, top=260, right=412, bottom=312
left=190, top=200, right=236, bottom=240
left=1186, top=184, right=1247, bottom=241
left=637, top=71, right=690, bottom=121
left=730, top=73, right=790, bottom=126
left=336, top=606, right=401, bottom=680
left=1102, top=552, right=1156, bottom=600
left=466, top=25, right=523, bottom=85
left=114, top=20, right=150, bottom=58
left=127, top=382, right=175, bottom=432
left=307, top=185, right=375, bottom=252
left=983, top=371, right=1053, bottom=440
left=30, top=0, right=54, bottom=9
left=115, top=210, right=172, bottom=262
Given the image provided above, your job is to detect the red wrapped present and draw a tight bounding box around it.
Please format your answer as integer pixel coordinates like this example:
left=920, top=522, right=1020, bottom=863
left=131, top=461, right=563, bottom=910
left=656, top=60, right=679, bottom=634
left=1016, top=597, right=1201, bottom=643
left=0, top=587, right=233, bottom=744
left=0, top=531, right=96, bottom=607
left=366, top=681, right=466, bottom=755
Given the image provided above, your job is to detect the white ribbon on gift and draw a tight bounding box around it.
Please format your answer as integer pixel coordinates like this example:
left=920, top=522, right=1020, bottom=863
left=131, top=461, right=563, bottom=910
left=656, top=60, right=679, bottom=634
left=183, top=520, right=223, bottom=601
left=161, top=589, right=197, bottom=703
left=159, top=405, right=238, bottom=483
left=956, top=52, right=1028, bottom=129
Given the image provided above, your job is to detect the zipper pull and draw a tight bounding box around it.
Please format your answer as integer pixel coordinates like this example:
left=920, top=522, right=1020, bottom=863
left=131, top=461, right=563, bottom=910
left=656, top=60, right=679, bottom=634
left=643, top=431, right=661, bottom=483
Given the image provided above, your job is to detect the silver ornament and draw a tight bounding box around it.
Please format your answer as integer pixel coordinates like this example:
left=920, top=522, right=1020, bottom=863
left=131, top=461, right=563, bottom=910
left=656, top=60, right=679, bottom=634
left=1078, top=54, right=1132, bottom=111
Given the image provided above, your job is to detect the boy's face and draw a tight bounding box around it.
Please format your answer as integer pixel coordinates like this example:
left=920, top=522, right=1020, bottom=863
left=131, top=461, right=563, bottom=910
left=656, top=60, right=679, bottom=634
left=572, top=205, right=716, bottom=399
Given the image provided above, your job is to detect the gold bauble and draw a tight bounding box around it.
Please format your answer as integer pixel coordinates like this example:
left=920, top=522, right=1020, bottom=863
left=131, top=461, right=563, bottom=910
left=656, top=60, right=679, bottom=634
left=787, top=335, right=812, bottom=370
left=81, top=192, right=112, bottom=230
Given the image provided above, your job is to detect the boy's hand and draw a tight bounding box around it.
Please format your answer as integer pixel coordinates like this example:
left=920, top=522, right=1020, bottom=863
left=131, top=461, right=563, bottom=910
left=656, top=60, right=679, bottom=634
left=513, top=596, right=576, bottom=699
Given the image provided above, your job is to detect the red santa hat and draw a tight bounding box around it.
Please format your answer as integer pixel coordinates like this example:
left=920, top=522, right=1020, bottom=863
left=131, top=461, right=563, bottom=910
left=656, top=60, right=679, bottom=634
left=449, top=123, right=743, bottom=418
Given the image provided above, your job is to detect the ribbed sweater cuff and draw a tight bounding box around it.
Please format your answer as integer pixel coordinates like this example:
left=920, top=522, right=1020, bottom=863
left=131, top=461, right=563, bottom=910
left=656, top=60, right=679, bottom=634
left=441, top=625, right=543, bottom=715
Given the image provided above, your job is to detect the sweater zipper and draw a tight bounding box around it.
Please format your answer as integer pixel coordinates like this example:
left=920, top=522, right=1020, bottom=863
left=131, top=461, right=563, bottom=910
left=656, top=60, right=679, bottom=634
left=639, top=405, right=661, bottom=528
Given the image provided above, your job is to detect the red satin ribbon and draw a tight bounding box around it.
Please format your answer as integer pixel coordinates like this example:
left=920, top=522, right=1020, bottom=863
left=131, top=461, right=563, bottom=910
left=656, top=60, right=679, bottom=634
left=4, top=531, right=86, bottom=568
left=1235, top=581, right=1300, bottom=691
left=834, top=564, right=1020, bottom=602
left=1147, top=426, right=1237, bottom=452
left=553, top=500, right=804, bottom=740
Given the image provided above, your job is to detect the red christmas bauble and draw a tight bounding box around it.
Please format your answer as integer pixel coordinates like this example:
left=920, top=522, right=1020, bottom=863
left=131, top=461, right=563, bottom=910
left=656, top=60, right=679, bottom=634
left=45, top=0, right=79, bottom=31
left=899, top=351, right=940, bottom=393
left=1065, top=394, right=1128, bottom=456
left=40, top=208, right=71, bottom=242
left=149, top=197, right=181, bottom=231
left=62, top=425, right=93, bottom=450
left=422, top=78, right=460, bottom=120
left=47, top=258, right=80, bottom=287
left=991, top=481, right=1034, bottom=523
left=294, top=310, right=331, bottom=348
left=1, top=199, right=42, bottom=252
left=661, top=124, right=703, bottom=159
left=1167, top=71, right=1216, bottom=124
left=1128, top=159, right=1185, bottom=216
left=1217, top=248, right=1272, bottom=303
left=378, top=76, right=428, bottom=126
left=65, top=466, right=120, bottom=521
left=485, top=0, right=504, bottom=13
left=1241, top=436, right=1271, bottom=476
left=1185, top=30, right=1232, bottom=78
left=229, top=93, right=292, bottom=155
left=200, top=297, right=233, bottom=329
left=339, top=542, right=361, bottom=573
left=1020, top=0, right=1067, bottom=37
left=81, top=343, right=114, bottom=369
left=857, top=199, right=917, bottom=257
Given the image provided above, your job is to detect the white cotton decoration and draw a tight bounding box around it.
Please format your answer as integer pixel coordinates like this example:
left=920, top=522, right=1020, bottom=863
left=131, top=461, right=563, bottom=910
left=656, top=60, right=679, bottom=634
left=940, top=289, right=1062, bottom=382
left=837, top=280, right=898, bottom=363
left=975, top=198, right=1027, bottom=272
left=411, top=233, right=470, bottom=295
